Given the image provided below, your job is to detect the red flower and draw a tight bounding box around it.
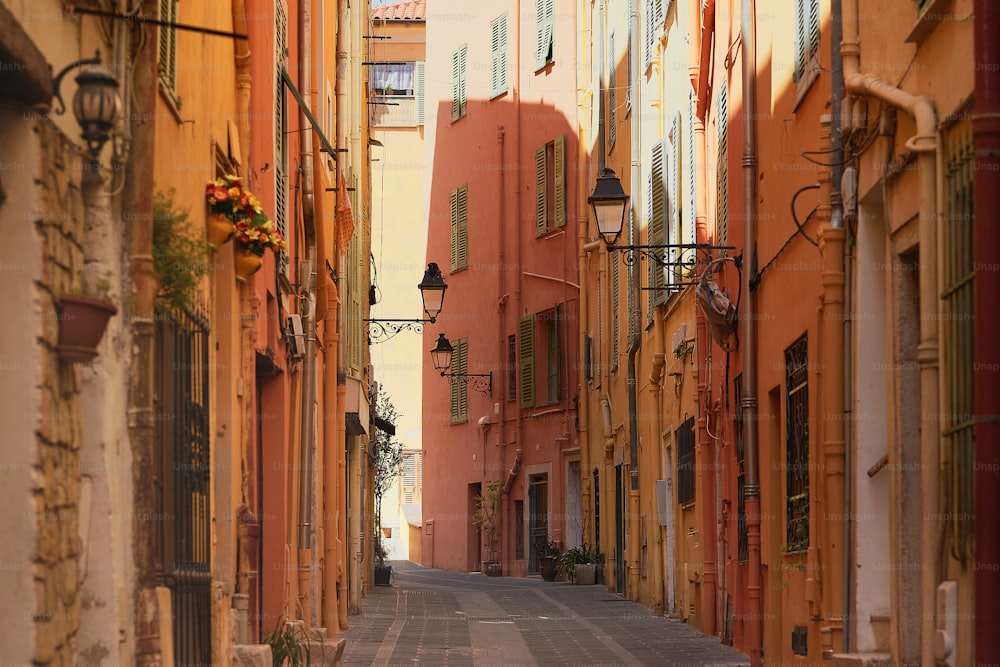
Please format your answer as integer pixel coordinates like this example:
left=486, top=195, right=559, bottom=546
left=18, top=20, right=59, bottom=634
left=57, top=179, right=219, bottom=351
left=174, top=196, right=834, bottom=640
left=213, top=187, right=229, bottom=202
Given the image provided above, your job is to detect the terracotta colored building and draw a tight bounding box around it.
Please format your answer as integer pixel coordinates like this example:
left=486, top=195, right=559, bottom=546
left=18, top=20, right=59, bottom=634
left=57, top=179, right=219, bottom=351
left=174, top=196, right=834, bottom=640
left=421, top=0, right=582, bottom=576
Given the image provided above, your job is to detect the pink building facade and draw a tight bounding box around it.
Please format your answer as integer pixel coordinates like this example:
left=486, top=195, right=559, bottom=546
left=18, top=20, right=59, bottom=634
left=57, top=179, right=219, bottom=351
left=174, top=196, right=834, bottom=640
left=421, top=0, right=583, bottom=575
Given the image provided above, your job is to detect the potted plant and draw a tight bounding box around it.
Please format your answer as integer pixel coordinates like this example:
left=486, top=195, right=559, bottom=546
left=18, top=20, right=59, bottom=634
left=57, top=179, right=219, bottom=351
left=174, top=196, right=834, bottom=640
left=262, top=617, right=311, bottom=666
left=557, top=543, right=600, bottom=585
left=232, top=214, right=287, bottom=282
left=205, top=174, right=257, bottom=251
left=473, top=480, right=503, bottom=576
left=58, top=278, right=116, bottom=364
left=371, top=392, right=403, bottom=586
left=153, top=188, right=211, bottom=314
left=536, top=538, right=561, bottom=582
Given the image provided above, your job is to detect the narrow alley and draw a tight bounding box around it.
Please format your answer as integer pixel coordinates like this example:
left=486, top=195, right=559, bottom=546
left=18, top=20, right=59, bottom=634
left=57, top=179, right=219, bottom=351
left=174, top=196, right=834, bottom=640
left=339, top=561, right=750, bottom=667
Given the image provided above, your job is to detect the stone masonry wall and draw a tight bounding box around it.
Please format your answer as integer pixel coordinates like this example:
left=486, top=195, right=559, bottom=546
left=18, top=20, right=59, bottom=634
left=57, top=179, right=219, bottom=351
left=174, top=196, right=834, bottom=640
left=32, top=119, right=86, bottom=666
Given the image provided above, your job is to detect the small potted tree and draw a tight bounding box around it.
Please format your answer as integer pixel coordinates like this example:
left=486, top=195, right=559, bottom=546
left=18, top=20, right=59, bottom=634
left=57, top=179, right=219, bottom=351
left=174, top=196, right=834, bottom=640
left=370, top=392, right=403, bottom=586
left=536, top=538, right=562, bottom=582
left=473, top=480, right=503, bottom=576
left=557, top=543, right=600, bottom=585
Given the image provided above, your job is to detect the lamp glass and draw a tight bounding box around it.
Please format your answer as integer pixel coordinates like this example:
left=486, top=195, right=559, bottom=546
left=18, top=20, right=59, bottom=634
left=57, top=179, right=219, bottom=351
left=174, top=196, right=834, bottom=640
left=72, top=68, right=121, bottom=159
left=430, top=333, right=453, bottom=373
left=587, top=168, right=629, bottom=247
left=418, top=262, right=447, bottom=322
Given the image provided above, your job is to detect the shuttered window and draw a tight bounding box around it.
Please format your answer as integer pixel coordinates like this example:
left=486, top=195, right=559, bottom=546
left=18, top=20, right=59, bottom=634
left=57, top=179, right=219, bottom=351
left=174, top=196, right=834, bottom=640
left=450, top=338, right=469, bottom=424
left=534, top=0, right=554, bottom=70
left=415, top=61, right=426, bottom=125
left=519, top=315, right=535, bottom=408
left=158, top=0, right=179, bottom=100
left=611, top=247, right=620, bottom=371
left=451, top=44, right=467, bottom=122
left=508, top=334, right=517, bottom=401
left=535, top=136, right=566, bottom=235
left=716, top=78, right=728, bottom=247
left=647, top=139, right=668, bottom=315
left=491, top=14, right=509, bottom=99
left=785, top=335, right=810, bottom=551
left=644, top=0, right=665, bottom=69
left=274, top=1, right=289, bottom=276
left=608, top=30, right=617, bottom=152
left=794, top=0, right=820, bottom=89
left=546, top=306, right=561, bottom=405
left=450, top=184, right=469, bottom=272
left=676, top=417, right=695, bottom=504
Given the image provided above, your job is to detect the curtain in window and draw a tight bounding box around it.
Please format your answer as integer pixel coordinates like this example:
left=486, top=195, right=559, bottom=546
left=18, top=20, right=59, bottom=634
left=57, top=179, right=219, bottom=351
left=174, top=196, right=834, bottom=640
left=371, top=63, right=415, bottom=93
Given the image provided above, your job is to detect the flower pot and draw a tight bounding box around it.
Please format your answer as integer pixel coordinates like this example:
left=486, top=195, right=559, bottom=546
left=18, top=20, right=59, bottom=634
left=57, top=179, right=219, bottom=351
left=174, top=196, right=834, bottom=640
left=206, top=213, right=236, bottom=251
left=483, top=560, right=503, bottom=577
left=58, top=294, right=117, bottom=363
left=234, top=247, right=263, bottom=282
left=539, top=556, right=558, bottom=582
left=573, top=563, right=596, bottom=585
left=374, top=566, right=392, bottom=586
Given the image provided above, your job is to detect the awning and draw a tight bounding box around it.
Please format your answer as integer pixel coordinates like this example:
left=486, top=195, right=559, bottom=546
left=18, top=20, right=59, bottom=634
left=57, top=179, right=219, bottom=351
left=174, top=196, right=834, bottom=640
left=281, top=68, right=339, bottom=159
left=346, top=413, right=366, bottom=436
left=373, top=415, right=396, bottom=436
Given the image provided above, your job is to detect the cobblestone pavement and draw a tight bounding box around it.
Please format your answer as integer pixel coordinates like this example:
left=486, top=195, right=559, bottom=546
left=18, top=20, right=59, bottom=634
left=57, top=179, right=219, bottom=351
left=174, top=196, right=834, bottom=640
left=337, top=561, right=750, bottom=667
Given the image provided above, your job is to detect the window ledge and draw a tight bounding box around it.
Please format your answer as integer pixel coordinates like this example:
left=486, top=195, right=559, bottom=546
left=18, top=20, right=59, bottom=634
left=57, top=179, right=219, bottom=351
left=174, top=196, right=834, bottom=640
left=906, top=0, right=955, bottom=44
left=158, top=80, right=184, bottom=124
left=792, top=57, right=820, bottom=112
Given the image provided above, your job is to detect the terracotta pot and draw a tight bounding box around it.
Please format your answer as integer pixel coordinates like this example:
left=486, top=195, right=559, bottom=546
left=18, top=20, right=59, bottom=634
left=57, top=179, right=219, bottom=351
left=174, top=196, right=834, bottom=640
left=234, top=247, right=263, bottom=283
left=206, top=213, right=236, bottom=251
left=58, top=294, right=117, bottom=363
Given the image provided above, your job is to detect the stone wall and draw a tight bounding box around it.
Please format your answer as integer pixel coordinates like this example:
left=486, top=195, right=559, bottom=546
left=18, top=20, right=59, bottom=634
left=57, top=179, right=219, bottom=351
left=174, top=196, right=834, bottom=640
left=33, top=119, right=86, bottom=665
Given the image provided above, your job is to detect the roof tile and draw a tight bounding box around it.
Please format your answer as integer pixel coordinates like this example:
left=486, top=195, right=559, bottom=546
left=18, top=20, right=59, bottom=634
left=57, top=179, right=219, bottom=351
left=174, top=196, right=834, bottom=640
left=371, top=0, right=426, bottom=21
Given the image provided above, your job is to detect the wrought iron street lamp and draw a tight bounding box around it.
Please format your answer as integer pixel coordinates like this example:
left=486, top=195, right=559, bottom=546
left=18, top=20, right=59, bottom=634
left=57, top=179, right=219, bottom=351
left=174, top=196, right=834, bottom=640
left=366, top=262, right=448, bottom=343
left=588, top=168, right=734, bottom=288
left=430, top=333, right=492, bottom=396
left=53, top=51, right=122, bottom=166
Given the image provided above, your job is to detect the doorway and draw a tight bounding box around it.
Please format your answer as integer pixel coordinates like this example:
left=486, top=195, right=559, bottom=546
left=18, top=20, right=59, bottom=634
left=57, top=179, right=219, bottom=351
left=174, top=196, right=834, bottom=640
left=528, top=473, right=549, bottom=573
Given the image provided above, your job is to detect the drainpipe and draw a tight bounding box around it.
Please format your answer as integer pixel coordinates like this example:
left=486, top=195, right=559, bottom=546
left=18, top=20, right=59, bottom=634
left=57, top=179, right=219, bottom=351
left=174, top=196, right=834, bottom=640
left=577, top=0, right=594, bottom=549
left=817, top=113, right=846, bottom=658
left=691, top=0, right=716, bottom=631
left=335, top=0, right=349, bottom=626
left=650, top=350, right=666, bottom=615
left=297, top=0, right=318, bottom=632
left=829, top=0, right=853, bottom=654
left=496, top=125, right=507, bottom=572
left=625, top=0, right=643, bottom=603
left=322, top=283, right=341, bottom=632
left=974, top=0, right=1000, bottom=662
left=842, top=3, right=939, bottom=663
left=739, top=1, right=763, bottom=663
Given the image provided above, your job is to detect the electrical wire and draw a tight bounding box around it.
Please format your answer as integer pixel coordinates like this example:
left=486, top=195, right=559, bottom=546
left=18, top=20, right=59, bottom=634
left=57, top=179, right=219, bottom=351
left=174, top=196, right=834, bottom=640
left=790, top=184, right=821, bottom=247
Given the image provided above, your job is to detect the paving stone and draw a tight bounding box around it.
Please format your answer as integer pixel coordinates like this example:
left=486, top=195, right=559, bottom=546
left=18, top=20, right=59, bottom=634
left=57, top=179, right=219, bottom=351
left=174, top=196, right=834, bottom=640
left=338, top=561, right=750, bottom=667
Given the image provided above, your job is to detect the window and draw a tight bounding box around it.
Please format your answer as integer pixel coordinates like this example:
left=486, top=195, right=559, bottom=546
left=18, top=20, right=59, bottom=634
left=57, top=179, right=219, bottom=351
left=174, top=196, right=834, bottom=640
left=647, top=138, right=669, bottom=314
left=507, top=334, right=517, bottom=402
left=158, top=0, right=179, bottom=105
left=785, top=335, right=809, bottom=551
left=515, top=500, right=525, bottom=559
left=611, top=245, right=620, bottom=372
left=676, top=417, right=695, bottom=505
left=644, top=0, right=666, bottom=69
left=793, top=0, right=820, bottom=100
left=370, top=62, right=423, bottom=127
left=402, top=454, right=418, bottom=503
left=541, top=306, right=562, bottom=405
left=716, top=78, right=728, bottom=247
left=451, top=45, right=467, bottom=121
left=274, top=1, right=289, bottom=276
left=626, top=0, right=633, bottom=109
left=583, top=333, right=593, bottom=383
left=519, top=315, right=535, bottom=408
left=450, top=184, right=469, bottom=272
left=534, top=0, right=554, bottom=70
left=491, top=14, right=509, bottom=98
left=535, top=135, right=566, bottom=236
left=943, top=110, right=974, bottom=562
left=450, top=338, right=469, bottom=424
left=608, top=29, right=617, bottom=152
left=734, top=375, right=748, bottom=562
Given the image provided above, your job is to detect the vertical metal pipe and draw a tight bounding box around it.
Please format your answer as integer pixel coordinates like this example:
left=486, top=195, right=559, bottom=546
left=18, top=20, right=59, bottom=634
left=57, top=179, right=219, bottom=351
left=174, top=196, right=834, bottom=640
left=739, top=0, right=763, bottom=662
left=297, top=0, right=318, bottom=630
left=974, top=0, right=1000, bottom=662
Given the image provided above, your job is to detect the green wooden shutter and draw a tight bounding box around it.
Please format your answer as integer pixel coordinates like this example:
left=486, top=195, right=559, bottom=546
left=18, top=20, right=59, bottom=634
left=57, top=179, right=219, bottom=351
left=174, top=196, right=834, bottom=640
left=535, top=144, right=548, bottom=235
left=491, top=14, right=508, bottom=98
left=452, top=45, right=467, bottom=121
left=554, top=135, right=566, bottom=227
left=450, top=338, right=469, bottom=423
left=415, top=61, right=425, bottom=125
left=548, top=305, right=560, bottom=404
left=158, top=0, right=178, bottom=91
left=519, top=315, right=535, bottom=408
left=808, top=0, right=820, bottom=64
left=451, top=185, right=469, bottom=271
left=535, top=0, right=554, bottom=69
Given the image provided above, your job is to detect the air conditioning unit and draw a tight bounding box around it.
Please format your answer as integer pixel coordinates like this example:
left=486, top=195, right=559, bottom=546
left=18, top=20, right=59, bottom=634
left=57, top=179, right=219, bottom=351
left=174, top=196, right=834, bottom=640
left=287, top=314, right=305, bottom=357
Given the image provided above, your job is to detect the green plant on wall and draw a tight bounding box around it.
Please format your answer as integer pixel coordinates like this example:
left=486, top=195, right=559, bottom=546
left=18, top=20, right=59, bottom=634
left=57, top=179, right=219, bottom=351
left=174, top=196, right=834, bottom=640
left=153, top=188, right=211, bottom=313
